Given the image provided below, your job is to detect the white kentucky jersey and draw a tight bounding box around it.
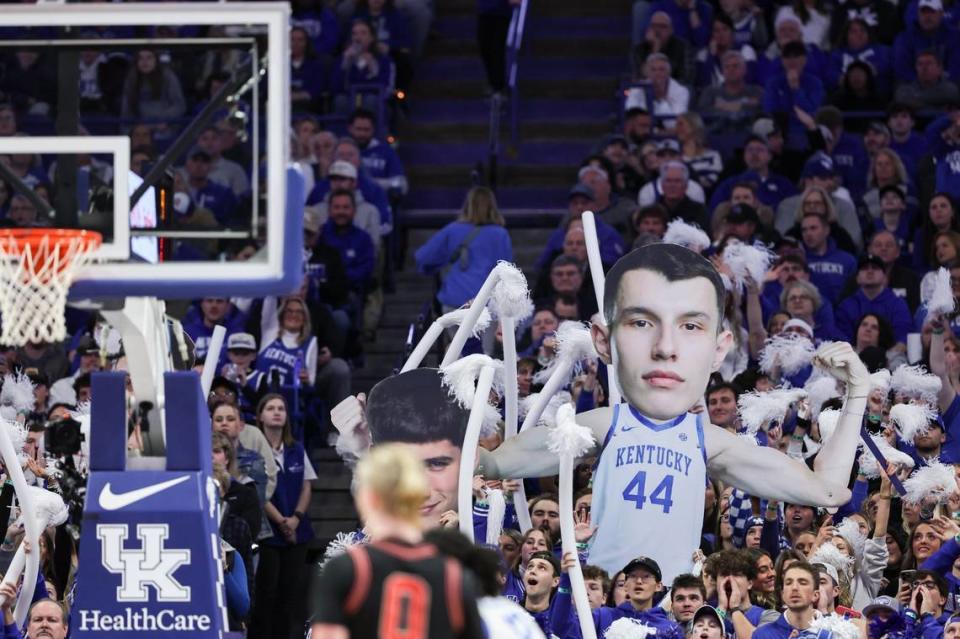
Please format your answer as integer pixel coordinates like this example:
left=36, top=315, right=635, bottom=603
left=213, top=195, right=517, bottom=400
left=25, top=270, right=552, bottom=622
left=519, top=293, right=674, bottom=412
left=587, top=404, right=707, bottom=585
left=477, top=596, right=548, bottom=639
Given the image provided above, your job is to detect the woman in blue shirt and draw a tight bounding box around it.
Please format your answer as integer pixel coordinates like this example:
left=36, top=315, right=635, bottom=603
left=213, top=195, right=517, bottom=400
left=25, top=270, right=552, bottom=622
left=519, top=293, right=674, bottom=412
left=415, top=186, right=513, bottom=311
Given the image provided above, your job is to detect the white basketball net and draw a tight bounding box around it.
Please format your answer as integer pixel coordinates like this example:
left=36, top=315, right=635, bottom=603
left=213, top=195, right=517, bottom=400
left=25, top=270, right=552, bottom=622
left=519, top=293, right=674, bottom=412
left=0, top=233, right=100, bottom=346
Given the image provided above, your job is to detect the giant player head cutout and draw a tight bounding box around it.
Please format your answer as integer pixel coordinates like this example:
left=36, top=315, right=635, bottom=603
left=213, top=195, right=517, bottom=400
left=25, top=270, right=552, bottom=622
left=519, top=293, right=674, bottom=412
left=592, top=243, right=734, bottom=420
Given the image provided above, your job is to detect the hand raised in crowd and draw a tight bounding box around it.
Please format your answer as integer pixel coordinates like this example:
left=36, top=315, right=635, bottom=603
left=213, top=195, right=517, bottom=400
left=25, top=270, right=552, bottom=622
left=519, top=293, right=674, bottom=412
left=438, top=510, right=459, bottom=529
left=927, top=516, right=960, bottom=542
left=560, top=551, right=578, bottom=574
left=573, top=507, right=596, bottom=543
left=472, top=474, right=486, bottom=501
left=0, top=581, right=15, bottom=624
left=501, top=478, right=522, bottom=497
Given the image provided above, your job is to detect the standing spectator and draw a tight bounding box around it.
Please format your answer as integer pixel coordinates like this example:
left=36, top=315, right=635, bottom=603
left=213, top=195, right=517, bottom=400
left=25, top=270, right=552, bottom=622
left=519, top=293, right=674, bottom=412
left=836, top=254, right=912, bottom=344
left=887, top=104, right=929, bottom=177
left=752, top=563, right=820, bottom=639
left=678, top=113, right=724, bottom=190
left=289, top=26, right=326, bottom=114
left=800, top=210, right=857, bottom=304
left=318, top=189, right=376, bottom=291
left=414, top=186, right=512, bottom=312
left=182, top=297, right=247, bottom=361
left=894, top=50, right=960, bottom=110
left=696, top=51, right=764, bottom=141
left=250, top=394, right=315, bottom=639
left=348, top=108, right=407, bottom=195
left=633, top=12, right=695, bottom=86
left=625, top=53, right=691, bottom=132
left=120, top=49, right=186, bottom=121
left=893, top=0, right=960, bottom=83
left=476, top=0, right=516, bottom=95
left=763, top=41, right=826, bottom=148
left=355, top=0, right=414, bottom=92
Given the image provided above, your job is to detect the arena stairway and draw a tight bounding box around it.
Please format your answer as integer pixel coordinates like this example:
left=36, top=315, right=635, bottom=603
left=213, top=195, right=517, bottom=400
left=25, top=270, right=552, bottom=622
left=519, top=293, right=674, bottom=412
left=308, top=0, right=632, bottom=554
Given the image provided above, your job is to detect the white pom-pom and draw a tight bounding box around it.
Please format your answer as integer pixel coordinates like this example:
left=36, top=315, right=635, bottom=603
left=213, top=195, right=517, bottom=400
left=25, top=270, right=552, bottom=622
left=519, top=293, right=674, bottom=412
left=3, top=419, right=28, bottom=464
left=437, top=306, right=492, bottom=338
left=928, top=267, right=956, bottom=316
left=834, top=518, right=866, bottom=561
left=722, top=241, right=775, bottom=294
left=809, top=541, right=855, bottom=574
left=903, top=461, right=959, bottom=504
left=808, top=613, right=862, bottom=639
left=604, top=618, right=657, bottom=639
left=737, top=388, right=806, bottom=434
left=481, top=404, right=502, bottom=438
left=662, top=219, right=710, bottom=253
left=533, top=321, right=597, bottom=384
left=0, top=373, right=35, bottom=415
left=441, top=355, right=504, bottom=408
left=518, top=391, right=573, bottom=428
left=869, top=369, right=891, bottom=394
left=489, top=262, right=533, bottom=321
left=889, top=402, right=937, bottom=443
left=858, top=434, right=915, bottom=479
left=760, top=333, right=816, bottom=376
left=804, top=375, right=841, bottom=419
left=27, top=486, right=68, bottom=528
left=547, top=403, right=595, bottom=458
left=321, top=531, right=368, bottom=569
left=891, top=365, right=942, bottom=404
left=817, top=409, right=841, bottom=444
left=484, top=488, right=507, bottom=546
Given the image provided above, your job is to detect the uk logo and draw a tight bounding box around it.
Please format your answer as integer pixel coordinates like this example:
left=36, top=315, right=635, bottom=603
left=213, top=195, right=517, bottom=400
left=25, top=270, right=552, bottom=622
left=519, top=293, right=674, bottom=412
left=678, top=433, right=688, bottom=441
left=97, top=523, right=191, bottom=602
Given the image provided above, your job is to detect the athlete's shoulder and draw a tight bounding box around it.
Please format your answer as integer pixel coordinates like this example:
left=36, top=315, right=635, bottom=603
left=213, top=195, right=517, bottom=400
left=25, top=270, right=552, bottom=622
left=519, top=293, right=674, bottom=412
left=577, top=406, right=614, bottom=437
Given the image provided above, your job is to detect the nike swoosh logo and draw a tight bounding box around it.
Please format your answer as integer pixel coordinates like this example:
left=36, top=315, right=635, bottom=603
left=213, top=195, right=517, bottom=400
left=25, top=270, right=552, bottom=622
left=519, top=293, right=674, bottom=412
left=99, top=476, right=191, bottom=511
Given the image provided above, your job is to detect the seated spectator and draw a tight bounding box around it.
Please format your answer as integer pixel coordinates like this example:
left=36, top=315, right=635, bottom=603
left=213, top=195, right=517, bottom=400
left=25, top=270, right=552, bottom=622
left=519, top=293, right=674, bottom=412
left=861, top=150, right=916, bottom=222
left=923, top=229, right=960, bottom=289
left=849, top=229, right=921, bottom=312
left=331, top=19, right=395, bottom=114
left=696, top=51, right=764, bottom=141
left=719, top=203, right=779, bottom=245
left=319, top=189, right=376, bottom=291
left=774, top=0, right=831, bottom=50
left=814, top=106, right=869, bottom=201
left=77, top=48, right=111, bottom=114
left=863, top=121, right=891, bottom=159
left=865, top=185, right=916, bottom=258
left=579, top=163, right=639, bottom=245
left=307, top=161, right=381, bottom=249
left=196, top=126, right=250, bottom=199
left=5, top=194, right=38, bottom=227
left=308, top=138, right=392, bottom=234
left=49, top=335, right=101, bottom=406
left=181, top=146, right=239, bottom=226
left=624, top=53, right=691, bottom=132
left=775, top=154, right=862, bottom=253
left=536, top=184, right=625, bottom=270
left=760, top=14, right=828, bottom=82
left=0, top=152, right=48, bottom=191
left=893, top=50, right=960, bottom=111
left=120, top=49, right=187, bottom=122
left=633, top=204, right=670, bottom=240
left=354, top=0, right=414, bottom=91
left=677, top=113, right=724, bottom=190
left=827, top=18, right=892, bottom=97
left=696, top=14, right=757, bottom=88
left=414, top=186, right=512, bottom=312
left=642, top=0, right=714, bottom=48
left=912, top=192, right=960, bottom=272
left=16, top=343, right=67, bottom=388
left=853, top=312, right=907, bottom=371
left=3, top=48, right=56, bottom=117
left=927, top=112, right=960, bottom=202
left=709, top=136, right=797, bottom=214
left=829, top=0, right=901, bottom=46
left=798, top=210, right=857, bottom=304
left=711, top=180, right=777, bottom=238
left=718, top=0, right=768, bottom=51
left=643, top=161, right=710, bottom=229
left=893, top=0, right=960, bottom=83
left=291, top=0, right=340, bottom=57
left=836, top=254, right=912, bottom=344
left=599, top=134, right=645, bottom=197
left=348, top=108, right=407, bottom=195
left=519, top=306, right=560, bottom=356
left=290, top=26, right=327, bottom=114
left=623, top=106, right=655, bottom=148
left=638, top=140, right=706, bottom=207
left=763, top=41, right=826, bottom=149
left=535, top=254, right=597, bottom=321
left=632, top=12, right=695, bottom=86
left=182, top=298, right=248, bottom=361
left=887, top=103, right=929, bottom=177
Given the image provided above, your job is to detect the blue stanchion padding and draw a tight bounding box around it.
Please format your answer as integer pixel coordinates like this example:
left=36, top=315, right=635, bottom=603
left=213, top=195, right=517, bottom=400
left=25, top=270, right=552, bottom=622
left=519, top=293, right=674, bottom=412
left=73, top=371, right=227, bottom=637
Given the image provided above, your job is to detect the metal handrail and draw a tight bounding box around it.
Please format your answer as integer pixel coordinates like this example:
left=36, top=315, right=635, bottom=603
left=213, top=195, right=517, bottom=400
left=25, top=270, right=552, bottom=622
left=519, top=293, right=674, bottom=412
left=487, top=0, right=529, bottom=189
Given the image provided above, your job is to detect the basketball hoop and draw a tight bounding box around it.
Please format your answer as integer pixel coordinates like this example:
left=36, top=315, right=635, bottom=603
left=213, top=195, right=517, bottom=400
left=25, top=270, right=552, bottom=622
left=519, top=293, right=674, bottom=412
left=0, top=229, right=101, bottom=346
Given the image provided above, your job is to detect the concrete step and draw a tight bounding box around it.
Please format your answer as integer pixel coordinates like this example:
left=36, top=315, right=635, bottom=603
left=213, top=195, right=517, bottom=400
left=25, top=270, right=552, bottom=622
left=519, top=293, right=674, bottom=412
left=413, top=75, right=617, bottom=100
left=408, top=164, right=579, bottom=188
left=400, top=118, right=613, bottom=143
